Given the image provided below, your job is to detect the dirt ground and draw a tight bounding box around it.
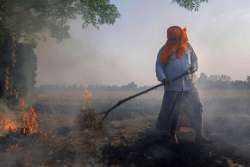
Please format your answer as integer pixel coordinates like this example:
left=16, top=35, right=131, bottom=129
left=0, top=88, right=250, bottom=167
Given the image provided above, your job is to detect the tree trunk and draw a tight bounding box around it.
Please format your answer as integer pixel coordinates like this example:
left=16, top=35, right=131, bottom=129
left=0, top=35, right=37, bottom=104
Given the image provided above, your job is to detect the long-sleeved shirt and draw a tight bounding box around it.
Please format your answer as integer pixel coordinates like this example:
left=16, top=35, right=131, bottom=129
left=155, top=43, right=198, bottom=91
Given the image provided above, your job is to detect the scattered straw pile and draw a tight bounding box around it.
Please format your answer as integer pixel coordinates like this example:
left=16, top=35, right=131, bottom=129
left=77, top=108, right=103, bottom=130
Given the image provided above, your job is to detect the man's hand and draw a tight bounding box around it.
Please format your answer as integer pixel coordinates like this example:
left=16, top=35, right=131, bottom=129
left=162, top=79, right=170, bottom=85
left=189, top=66, right=197, bottom=74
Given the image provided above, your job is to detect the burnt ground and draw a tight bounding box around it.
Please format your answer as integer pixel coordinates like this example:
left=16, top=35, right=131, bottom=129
left=0, top=89, right=250, bottom=167
left=102, top=128, right=249, bottom=167
left=0, top=114, right=249, bottom=167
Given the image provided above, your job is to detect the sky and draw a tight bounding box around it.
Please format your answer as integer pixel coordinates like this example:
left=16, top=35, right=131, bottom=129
left=36, top=0, right=250, bottom=86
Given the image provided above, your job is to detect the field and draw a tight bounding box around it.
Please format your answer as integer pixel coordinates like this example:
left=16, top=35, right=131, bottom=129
left=1, top=88, right=250, bottom=166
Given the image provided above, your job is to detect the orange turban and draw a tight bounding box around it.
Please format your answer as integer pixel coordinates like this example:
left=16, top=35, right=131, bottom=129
left=160, top=26, right=188, bottom=64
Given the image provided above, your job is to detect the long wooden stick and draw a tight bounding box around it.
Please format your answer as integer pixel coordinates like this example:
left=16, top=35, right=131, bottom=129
left=100, top=69, right=195, bottom=120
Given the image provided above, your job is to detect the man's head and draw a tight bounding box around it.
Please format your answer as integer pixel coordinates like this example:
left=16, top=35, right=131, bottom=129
left=167, top=26, right=188, bottom=44
left=160, top=26, right=188, bottom=64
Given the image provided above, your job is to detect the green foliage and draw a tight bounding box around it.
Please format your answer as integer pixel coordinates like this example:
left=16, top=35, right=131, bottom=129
left=0, top=0, right=120, bottom=44
left=173, top=0, right=208, bottom=11
left=0, top=0, right=207, bottom=45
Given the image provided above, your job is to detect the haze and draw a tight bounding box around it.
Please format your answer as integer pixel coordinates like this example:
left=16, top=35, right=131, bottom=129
left=36, top=0, right=250, bottom=86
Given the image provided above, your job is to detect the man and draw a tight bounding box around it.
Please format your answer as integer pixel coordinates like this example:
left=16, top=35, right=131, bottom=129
left=155, top=26, right=208, bottom=143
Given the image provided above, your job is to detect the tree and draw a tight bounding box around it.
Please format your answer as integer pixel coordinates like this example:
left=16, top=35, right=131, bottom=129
left=0, top=0, right=120, bottom=44
left=0, top=0, right=208, bottom=100
left=220, top=75, right=231, bottom=82
left=0, top=0, right=120, bottom=99
left=208, top=75, right=220, bottom=82
left=247, top=76, right=250, bottom=83
left=13, top=43, right=37, bottom=98
left=0, top=0, right=208, bottom=44
left=173, top=0, right=208, bottom=11
left=199, top=72, right=208, bottom=81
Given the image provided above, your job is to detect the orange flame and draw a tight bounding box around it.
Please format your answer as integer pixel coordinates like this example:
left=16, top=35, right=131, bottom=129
left=3, top=119, right=17, bottom=132
left=0, top=114, right=17, bottom=132
left=21, top=107, right=38, bottom=135
left=82, top=88, right=93, bottom=109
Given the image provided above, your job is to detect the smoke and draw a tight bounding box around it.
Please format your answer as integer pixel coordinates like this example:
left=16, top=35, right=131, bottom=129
left=199, top=89, right=250, bottom=160
left=35, top=36, right=138, bottom=86
left=34, top=0, right=250, bottom=87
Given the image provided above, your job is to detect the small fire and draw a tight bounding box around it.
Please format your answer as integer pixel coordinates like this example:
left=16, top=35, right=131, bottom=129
left=21, top=107, right=38, bottom=135
left=82, top=88, right=93, bottom=109
left=78, top=88, right=101, bottom=130
left=0, top=114, right=17, bottom=132
left=2, top=119, right=17, bottom=132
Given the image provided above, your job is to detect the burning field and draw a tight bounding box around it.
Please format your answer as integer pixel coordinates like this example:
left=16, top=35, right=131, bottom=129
left=0, top=88, right=250, bottom=167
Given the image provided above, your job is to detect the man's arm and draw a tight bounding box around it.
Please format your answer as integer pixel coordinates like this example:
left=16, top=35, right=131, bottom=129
left=155, top=48, right=167, bottom=82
